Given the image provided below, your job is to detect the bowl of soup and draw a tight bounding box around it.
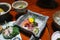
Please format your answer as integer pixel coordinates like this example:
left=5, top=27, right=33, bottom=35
left=0, top=3, right=11, bottom=15
left=12, top=1, right=28, bottom=13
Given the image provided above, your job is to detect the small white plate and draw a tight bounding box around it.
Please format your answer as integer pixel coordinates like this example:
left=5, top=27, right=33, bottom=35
left=0, top=21, right=22, bottom=40
left=51, top=31, right=60, bottom=40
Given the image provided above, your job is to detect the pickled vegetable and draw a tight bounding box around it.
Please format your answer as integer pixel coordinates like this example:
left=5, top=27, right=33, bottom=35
left=0, top=8, right=4, bottom=12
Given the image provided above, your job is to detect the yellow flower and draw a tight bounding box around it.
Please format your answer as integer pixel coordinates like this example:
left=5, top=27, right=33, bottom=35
left=28, top=18, right=34, bottom=23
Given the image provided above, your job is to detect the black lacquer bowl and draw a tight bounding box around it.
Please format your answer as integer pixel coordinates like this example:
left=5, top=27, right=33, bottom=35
left=0, top=3, right=12, bottom=24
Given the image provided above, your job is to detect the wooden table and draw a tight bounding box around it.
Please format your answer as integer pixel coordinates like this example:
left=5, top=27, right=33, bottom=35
left=0, top=0, right=60, bottom=40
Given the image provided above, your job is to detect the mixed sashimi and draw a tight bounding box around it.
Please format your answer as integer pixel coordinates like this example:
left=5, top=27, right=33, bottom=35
left=20, top=17, right=39, bottom=35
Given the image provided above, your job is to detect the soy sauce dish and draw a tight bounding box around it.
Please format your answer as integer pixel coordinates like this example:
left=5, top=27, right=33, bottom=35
left=0, top=3, right=11, bottom=15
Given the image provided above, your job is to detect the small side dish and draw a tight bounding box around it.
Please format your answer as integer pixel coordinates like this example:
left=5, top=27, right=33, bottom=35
left=15, top=10, right=49, bottom=37
left=12, top=1, right=28, bottom=13
left=0, top=21, right=22, bottom=40
left=0, top=3, right=11, bottom=15
left=12, top=1, right=28, bottom=9
left=2, top=25, right=19, bottom=39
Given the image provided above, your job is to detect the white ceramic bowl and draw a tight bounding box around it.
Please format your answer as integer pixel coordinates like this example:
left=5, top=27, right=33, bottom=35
left=53, top=11, right=60, bottom=29
left=12, top=1, right=28, bottom=13
left=0, top=3, right=11, bottom=15
left=51, top=31, right=60, bottom=40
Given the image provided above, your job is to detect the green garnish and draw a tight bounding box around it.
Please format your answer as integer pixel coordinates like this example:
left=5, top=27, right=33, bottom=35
left=19, top=5, right=24, bottom=8
left=32, top=16, right=38, bottom=27
left=33, top=22, right=38, bottom=27
left=33, top=28, right=39, bottom=35
left=10, top=27, right=19, bottom=37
